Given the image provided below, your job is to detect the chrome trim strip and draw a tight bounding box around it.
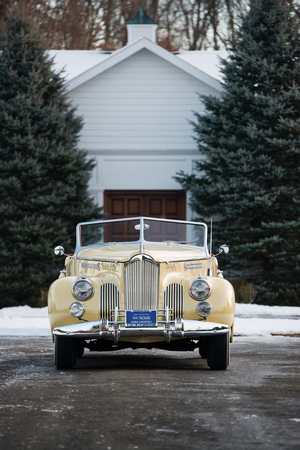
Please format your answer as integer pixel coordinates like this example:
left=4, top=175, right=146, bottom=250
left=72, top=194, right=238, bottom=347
left=65, top=255, right=213, bottom=264
left=77, top=216, right=207, bottom=228
left=165, top=257, right=212, bottom=263
left=75, top=256, right=122, bottom=263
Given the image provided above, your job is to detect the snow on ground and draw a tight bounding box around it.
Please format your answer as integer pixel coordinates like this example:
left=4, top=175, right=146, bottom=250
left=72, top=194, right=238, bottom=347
left=0, top=306, right=49, bottom=336
left=235, top=303, right=300, bottom=318
left=0, top=304, right=299, bottom=337
left=234, top=303, right=300, bottom=337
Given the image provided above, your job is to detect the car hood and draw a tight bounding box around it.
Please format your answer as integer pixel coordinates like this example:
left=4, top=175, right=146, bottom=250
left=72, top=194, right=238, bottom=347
left=77, top=243, right=207, bottom=263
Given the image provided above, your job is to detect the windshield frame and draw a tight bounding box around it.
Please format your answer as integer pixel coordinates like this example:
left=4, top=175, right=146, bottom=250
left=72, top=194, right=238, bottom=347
left=75, top=217, right=209, bottom=256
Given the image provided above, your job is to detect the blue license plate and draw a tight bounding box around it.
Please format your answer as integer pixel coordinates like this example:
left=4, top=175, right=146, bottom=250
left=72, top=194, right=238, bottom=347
left=126, top=310, right=157, bottom=327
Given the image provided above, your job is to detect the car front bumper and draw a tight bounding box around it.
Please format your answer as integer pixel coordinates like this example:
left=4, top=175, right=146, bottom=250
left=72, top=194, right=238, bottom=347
left=53, top=319, right=229, bottom=343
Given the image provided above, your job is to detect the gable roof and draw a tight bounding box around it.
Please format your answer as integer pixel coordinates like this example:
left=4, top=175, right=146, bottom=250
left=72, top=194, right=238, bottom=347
left=177, top=51, right=227, bottom=81
left=49, top=38, right=225, bottom=93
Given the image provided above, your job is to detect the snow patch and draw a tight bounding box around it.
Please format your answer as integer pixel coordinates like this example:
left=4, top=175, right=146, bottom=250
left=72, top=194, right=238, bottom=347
left=0, top=305, right=48, bottom=318
left=235, top=303, right=300, bottom=318
left=0, top=304, right=299, bottom=337
left=0, top=306, right=50, bottom=336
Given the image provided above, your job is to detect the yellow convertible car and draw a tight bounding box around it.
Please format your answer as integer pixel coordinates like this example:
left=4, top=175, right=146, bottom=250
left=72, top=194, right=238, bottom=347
left=48, top=217, right=235, bottom=370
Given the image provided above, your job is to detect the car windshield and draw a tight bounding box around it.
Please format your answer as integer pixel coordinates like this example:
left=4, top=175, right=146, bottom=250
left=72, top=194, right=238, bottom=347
left=77, top=217, right=207, bottom=251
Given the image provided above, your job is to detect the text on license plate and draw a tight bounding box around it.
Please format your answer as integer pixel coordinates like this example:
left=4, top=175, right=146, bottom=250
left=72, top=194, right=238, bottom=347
left=126, top=310, right=157, bottom=327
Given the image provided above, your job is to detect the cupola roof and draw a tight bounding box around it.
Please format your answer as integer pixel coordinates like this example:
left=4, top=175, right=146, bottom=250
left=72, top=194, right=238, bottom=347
left=127, top=6, right=157, bottom=25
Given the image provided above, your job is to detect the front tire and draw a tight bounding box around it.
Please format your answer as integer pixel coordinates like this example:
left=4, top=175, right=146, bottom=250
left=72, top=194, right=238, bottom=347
left=76, top=341, right=85, bottom=358
left=207, top=332, right=230, bottom=370
left=54, top=335, right=76, bottom=369
left=199, top=340, right=208, bottom=359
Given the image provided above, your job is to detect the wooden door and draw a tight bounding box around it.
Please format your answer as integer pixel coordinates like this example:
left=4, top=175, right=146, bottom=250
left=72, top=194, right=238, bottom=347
left=104, top=190, right=186, bottom=220
left=104, top=190, right=186, bottom=241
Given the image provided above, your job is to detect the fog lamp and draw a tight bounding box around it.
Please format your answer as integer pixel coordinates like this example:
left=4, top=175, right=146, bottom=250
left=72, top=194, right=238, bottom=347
left=196, top=301, right=212, bottom=318
left=69, top=301, right=85, bottom=318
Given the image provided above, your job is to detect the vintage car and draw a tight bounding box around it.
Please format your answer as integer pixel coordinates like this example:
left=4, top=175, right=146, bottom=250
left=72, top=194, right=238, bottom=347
left=48, top=217, right=235, bottom=370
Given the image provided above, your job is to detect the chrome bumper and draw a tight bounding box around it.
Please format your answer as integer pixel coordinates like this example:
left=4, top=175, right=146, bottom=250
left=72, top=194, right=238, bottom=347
left=53, top=319, right=229, bottom=344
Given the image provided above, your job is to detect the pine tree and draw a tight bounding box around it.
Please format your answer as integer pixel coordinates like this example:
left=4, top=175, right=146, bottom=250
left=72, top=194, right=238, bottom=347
left=176, top=0, right=300, bottom=306
left=0, top=16, right=102, bottom=308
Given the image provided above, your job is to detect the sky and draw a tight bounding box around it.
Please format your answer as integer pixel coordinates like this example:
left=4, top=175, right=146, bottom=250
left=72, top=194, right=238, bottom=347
left=0, top=304, right=299, bottom=337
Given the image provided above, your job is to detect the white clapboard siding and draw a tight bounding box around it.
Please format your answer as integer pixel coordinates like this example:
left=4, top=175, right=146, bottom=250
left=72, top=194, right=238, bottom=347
left=68, top=48, right=220, bottom=152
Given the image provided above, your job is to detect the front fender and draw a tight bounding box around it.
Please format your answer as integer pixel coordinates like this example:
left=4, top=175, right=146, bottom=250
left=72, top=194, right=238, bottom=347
left=48, top=277, right=101, bottom=335
left=182, top=276, right=235, bottom=328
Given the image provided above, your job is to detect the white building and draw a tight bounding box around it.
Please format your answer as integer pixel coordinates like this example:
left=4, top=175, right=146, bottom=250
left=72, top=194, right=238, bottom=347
left=49, top=7, right=226, bottom=223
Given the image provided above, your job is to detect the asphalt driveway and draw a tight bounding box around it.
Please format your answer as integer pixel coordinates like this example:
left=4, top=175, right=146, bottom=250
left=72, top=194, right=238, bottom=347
left=0, top=335, right=299, bottom=450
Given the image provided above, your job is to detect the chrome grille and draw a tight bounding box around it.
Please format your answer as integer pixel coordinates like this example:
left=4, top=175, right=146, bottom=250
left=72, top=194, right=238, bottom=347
left=125, top=257, right=159, bottom=310
left=100, top=283, right=120, bottom=320
left=164, top=283, right=184, bottom=319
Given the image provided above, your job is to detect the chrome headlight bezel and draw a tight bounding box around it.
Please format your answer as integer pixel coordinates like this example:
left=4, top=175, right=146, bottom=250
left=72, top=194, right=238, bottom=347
left=69, top=301, right=85, bottom=318
left=189, top=278, right=211, bottom=301
left=72, top=278, right=94, bottom=301
left=196, top=301, right=212, bottom=318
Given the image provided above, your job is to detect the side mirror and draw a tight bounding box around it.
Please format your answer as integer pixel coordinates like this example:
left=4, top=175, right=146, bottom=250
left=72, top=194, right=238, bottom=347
left=54, top=246, right=65, bottom=256
left=219, top=244, right=229, bottom=254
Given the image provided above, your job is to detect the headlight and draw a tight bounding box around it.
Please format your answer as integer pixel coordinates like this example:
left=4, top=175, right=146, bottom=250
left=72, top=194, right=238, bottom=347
left=189, top=279, right=211, bottom=300
left=196, top=301, right=212, bottom=318
left=72, top=278, right=94, bottom=300
left=69, top=301, right=85, bottom=318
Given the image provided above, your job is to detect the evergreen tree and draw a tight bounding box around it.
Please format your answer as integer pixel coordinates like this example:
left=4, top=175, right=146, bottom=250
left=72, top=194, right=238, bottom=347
left=0, top=16, right=102, bottom=308
left=176, top=0, right=300, bottom=306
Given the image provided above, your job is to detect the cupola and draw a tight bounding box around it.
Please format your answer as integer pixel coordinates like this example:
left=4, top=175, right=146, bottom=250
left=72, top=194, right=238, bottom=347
left=126, top=6, right=157, bottom=44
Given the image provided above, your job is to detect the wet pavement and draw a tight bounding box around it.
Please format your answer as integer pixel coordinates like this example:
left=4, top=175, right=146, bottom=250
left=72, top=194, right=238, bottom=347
left=0, top=335, right=299, bottom=449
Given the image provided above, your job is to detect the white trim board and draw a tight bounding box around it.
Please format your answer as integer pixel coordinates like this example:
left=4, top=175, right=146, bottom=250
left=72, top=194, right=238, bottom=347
left=66, top=38, right=223, bottom=93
